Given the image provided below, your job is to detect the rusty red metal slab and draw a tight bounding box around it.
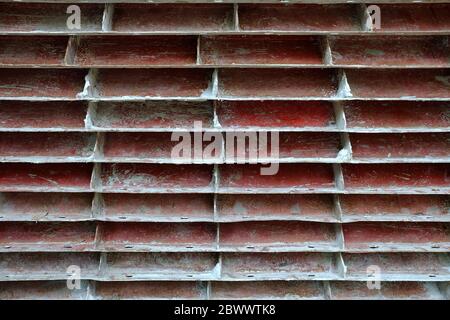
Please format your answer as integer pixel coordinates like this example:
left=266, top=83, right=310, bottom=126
left=330, top=36, right=450, bottom=67
left=93, top=101, right=214, bottom=130
left=0, top=192, right=93, bottom=221
left=340, top=195, right=450, bottom=222
left=0, top=252, right=99, bottom=280
left=374, top=4, right=450, bottom=32
left=219, top=164, right=335, bottom=192
left=238, top=4, right=360, bottom=32
left=342, top=164, right=450, bottom=192
left=0, top=3, right=103, bottom=32
left=0, top=222, right=96, bottom=251
left=112, top=3, right=234, bottom=32
left=95, top=69, right=213, bottom=98
left=219, top=69, right=338, bottom=98
left=0, top=163, right=93, bottom=192
left=0, top=36, right=68, bottom=66
left=0, top=69, right=86, bottom=98
left=201, top=35, right=323, bottom=65
left=221, top=252, right=338, bottom=280
left=0, top=281, right=89, bottom=300
left=211, top=281, right=326, bottom=299
left=0, top=132, right=96, bottom=161
left=345, top=69, right=450, bottom=98
left=104, top=253, right=218, bottom=280
left=350, top=133, right=450, bottom=160
left=343, top=222, right=450, bottom=252
left=219, top=221, right=339, bottom=251
left=99, top=222, right=217, bottom=251
left=217, top=194, right=336, bottom=222
left=101, top=193, right=214, bottom=222
left=95, top=281, right=207, bottom=299
left=99, top=164, right=213, bottom=192
left=343, top=101, right=450, bottom=131
left=343, top=253, right=450, bottom=280
left=0, top=101, right=88, bottom=131
left=75, top=36, right=198, bottom=67
left=329, top=281, right=444, bottom=300
left=102, top=132, right=219, bottom=162
left=216, top=101, right=336, bottom=130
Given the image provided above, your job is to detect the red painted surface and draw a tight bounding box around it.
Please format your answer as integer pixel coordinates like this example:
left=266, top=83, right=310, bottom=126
left=93, top=101, right=214, bottom=130
left=0, top=69, right=86, bottom=98
left=217, top=194, right=335, bottom=222
left=346, top=69, right=450, bottom=98
left=0, top=101, right=88, bottom=130
left=0, top=36, right=68, bottom=66
left=201, top=36, right=322, bottom=65
left=0, top=163, right=93, bottom=192
left=238, top=4, right=360, bottom=32
left=100, top=222, right=216, bottom=249
left=343, top=222, right=450, bottom=250
left=219, top=221, right=338, bottom=249
left=0, top=3, right=103, bottom=32
left=330, top=36, right=450, bottom=67
left=374, top=4, right=450, bottom=32
left=113, top=4, right=234, bottom=32
left=95, top=69, right=212, bottom=98
left=96, top=281, right=207, bottom=299
left=217, top=101, right=336, bottom=129
left=344, top=101, right=450, bottom=130
left=0, top=192, right=93, bottom=221
left=0, top=222, right=96, bottom=251
left=219, top=69, right=337, bottom=98
left=220, top=164, right=335, bottom=190
left=0, top=132, right=96, bottom=159
left=340, top=195, right=450, bottom=221
left=211, top=281, right=325, bottom=299
left=342, top=164, right=450, bottom=190
left=99, top=164, right=213, bottom=192
left=101, top=194, right=213, bottom=221
left=76, top=36, right=198, bottom=66
left=350, top=133, right=450, bottom=159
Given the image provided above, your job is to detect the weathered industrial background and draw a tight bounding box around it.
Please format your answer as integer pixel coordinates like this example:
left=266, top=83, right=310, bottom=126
left=0, top=0, right=449, bottom=299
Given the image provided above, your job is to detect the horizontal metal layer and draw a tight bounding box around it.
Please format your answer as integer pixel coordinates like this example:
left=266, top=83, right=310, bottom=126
left=0, top=68, right=449, bottom=101
left=0, top=3, right=449, bottom=35
left=0, top=100, right=448, bottom=133
left=0, top=131, right=448, bottom=164
left=1, top=193, right=448, bottom=223
left=0, top=163, right=448, bottom=194
left=0, top=35, right=448, bottom=69
left=0, top=252, right=448, bottom=281
left=0, top=221, right=448, bottom=252
left=0, top=280, right=447, bottom=300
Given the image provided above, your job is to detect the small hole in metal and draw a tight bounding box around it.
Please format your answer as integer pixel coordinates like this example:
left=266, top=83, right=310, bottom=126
left=247, top=275, right=254, bottom=278
left=429, top=274, right=436, bottom=278
left=308, top=245, right=315, bottom=249
left=369, top=245, right=379, bottom=249
left=125, top=245, right=134, bottom=249
left=186, top=246, right=194, bottom=249
left=246, top=246, right=255, bottom=249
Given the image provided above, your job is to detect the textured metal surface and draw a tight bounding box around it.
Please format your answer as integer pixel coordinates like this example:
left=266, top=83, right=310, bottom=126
left=0, top=0, right=449, bottom=300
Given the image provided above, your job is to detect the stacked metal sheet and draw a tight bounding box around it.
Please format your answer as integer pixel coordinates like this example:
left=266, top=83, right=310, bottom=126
left=0, top=0, right=449, bottom=299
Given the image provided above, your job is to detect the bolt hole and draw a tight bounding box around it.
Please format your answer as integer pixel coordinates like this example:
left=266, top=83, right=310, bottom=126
left=431, top=245, right=440, bottom=249
left=4, top=246, right=11, bottom=249
left=124, top=245, right=134, bottom=249
left=63, top=245, right=72, bottom=249
left=58, top=216, right=66, bottom=219
left=247, top=275, right=255, bottom=278
left=429, top=274, right=436, bottom=278
left=186, top=275, right=194, bottom=278
left=246, top=246, right=255, bottom=249
left=181, top=217, right=189, bottom=220
left=308, top=274, right=315, bottom=277
left=308, top=245, right=315, bottom=249
left=186, top=246, right=193, bottom=249
left=369, top=245, right=379, bottom=249
left=125, top=275, right=133, bottom=278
